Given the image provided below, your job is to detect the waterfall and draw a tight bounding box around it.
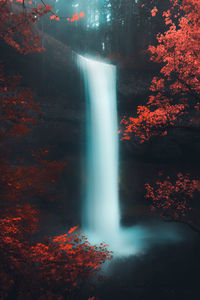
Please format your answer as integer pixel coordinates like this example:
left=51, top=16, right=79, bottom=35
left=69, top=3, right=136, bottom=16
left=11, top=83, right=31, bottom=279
left=78, top=55, right=120, bottom=240
left=77, top=55, right=181, bottom=256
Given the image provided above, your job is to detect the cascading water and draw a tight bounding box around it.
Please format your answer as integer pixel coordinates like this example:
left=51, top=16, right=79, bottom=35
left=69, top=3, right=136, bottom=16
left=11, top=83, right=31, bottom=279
left=77, top=54, right=182, bottom=256
left=78, top=55, right=120, bottom=241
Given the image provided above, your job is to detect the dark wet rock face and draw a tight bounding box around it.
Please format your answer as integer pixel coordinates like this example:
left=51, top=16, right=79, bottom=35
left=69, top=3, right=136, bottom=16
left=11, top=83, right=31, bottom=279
left=121, top=127, right=200, bottom=163
left=118, top=72, right=152, bottom=97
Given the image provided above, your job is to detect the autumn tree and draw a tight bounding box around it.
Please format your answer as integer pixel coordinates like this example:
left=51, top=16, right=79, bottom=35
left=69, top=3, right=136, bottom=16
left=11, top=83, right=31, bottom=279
left=0, top=216, right=112, bottom=299
left=0, top=0, right=52, bottom=54
left=145, top=172, right=200, bottom=232
left=120, top=0, right=200, bottom=143
left=0, top=1, right=112, bottom=299
left=119, top=0, right=200, bottom=233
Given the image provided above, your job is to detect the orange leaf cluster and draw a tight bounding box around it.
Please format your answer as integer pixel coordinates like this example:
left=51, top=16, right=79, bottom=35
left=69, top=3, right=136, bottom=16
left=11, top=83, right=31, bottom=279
left=120, top=0, right=200, bottom=142
left=0, top=211, right=112, bottom=299
left=50, top=12, right=85, bottom=22
left=151, top=7, right=158, bottom=17
left=145, top=173, right=200, bottom=221
left=0, top=0, right=51, bottom=54
left=119, top=103, right=185, bottom=143
left=0, top=63, right=41, bottom=141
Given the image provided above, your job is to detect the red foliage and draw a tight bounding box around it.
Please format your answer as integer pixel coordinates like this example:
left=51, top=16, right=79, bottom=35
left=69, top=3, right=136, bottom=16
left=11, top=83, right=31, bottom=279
left=0, top=63, right=41, bottom=141
left=0, top=142, right=111, bottom=299
left=0, top=2, right=112, bottom=299
left=149, top=0, right=200, bottom=100
left=1, top=157, right=67, bottom=203
left=151, top=7, right=158, bottom=17
left=145, top=173, right=200, bottom=221
left=120, top=0, right=200, bottom=142
left=0, top=0, right=52, bottom=54
left=0, top=213, right=112, bottom=299
left=120, top=103, right=185, bottom=143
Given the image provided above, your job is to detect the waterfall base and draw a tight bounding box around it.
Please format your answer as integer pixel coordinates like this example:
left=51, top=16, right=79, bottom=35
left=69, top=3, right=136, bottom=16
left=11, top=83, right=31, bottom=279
left=83, top=222, right=183, bottom=257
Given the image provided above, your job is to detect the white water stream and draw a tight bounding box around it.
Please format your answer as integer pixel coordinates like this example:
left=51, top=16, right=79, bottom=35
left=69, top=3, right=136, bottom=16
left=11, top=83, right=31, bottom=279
left=78, top=56, right=120, bottom=239
left=77, top=55, right=182, bottom=256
